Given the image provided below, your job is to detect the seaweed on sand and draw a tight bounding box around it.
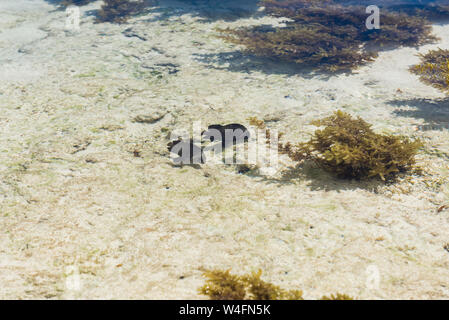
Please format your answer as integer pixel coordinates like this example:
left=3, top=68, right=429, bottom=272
left=380, top=0, right=449, bottom=21
left=321, top=293, right=354, bottom=300
left=218, top=0, right=438, bottom=71
left=410, top=49, right=449, bottom=94
left=263, top=0, right=449, bottom=21
left=250, top=111, right=422, bottom=180
left=199, top=269, right=354, bottom=300
left=199, top=269, right=304, bottom=300
left=96, top=0, right=146, bottom=23
left=199, top=269, right=247, bottom=300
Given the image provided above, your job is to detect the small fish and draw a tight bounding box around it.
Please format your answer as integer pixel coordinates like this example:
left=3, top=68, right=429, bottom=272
left=168, top=138, right=206, bottom=165
left=438, top=205, right=448, bottom=213
left=202, top=123, right=250, bottom=149
left=133, top=149, right=141, bottom=157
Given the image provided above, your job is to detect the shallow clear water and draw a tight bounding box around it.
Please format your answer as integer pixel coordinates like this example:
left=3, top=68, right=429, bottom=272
left=0, top=0, right=449, bottom=300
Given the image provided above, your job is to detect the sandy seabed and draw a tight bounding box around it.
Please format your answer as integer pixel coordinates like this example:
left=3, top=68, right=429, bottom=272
left=1, top=0, right=449, bottom=299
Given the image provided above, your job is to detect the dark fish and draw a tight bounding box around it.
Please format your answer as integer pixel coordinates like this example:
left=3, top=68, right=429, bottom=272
left=168, top=139, right=206, bottom=165
left=202, top=123, right=250, bottom=149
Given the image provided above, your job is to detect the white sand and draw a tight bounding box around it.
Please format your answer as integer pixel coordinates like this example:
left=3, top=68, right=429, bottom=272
left=0, top=0, right=449, bottom=299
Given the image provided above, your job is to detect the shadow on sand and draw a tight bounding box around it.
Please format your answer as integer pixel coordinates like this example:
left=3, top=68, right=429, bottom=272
left=192, top=50, right=351, bottom=79
left=243, top=162, right=388, bottom=193
left=44, top=0, right=262, bottom=22
left=388, top=97, right=449, bottom=127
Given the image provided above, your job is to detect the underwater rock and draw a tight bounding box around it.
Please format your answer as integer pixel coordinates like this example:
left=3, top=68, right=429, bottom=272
left=133, top=110, right=166, bottom=124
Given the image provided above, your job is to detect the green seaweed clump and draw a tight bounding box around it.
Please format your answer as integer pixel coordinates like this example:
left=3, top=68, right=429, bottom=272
left=251, top=111, right=422, bottom=180
left=219, top=0, right=437, bottom=71
left=384, top=0, right=449, bottom=21
left=410, top=49, right=449, bottom=94
left=285, top=111, right=422, bottom=180
left=96, top=0, right=145, bottom=23
left=200, top=269, right=247, bottom=300
left=199, top=269, right=304, bottom=300
left=321, top=293, right=354, bottom=300
left=199, top=269, right=354, bottom=300
left=241, top=270, right=304, bottom=300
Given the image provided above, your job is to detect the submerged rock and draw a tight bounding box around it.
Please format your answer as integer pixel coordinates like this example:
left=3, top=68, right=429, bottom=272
left=133, top=110, right=166, bottom=124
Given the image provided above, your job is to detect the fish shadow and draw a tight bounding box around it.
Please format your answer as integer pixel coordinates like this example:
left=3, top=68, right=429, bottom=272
left=256, top=162, right=392, bottom=192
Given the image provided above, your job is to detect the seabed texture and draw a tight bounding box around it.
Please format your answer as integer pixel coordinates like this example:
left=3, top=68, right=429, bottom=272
left=1, top=0, right=449, bottom=299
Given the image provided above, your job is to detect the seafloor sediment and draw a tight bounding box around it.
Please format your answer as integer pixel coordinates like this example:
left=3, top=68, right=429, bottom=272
left=1, top=0, right=449, bottom=299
